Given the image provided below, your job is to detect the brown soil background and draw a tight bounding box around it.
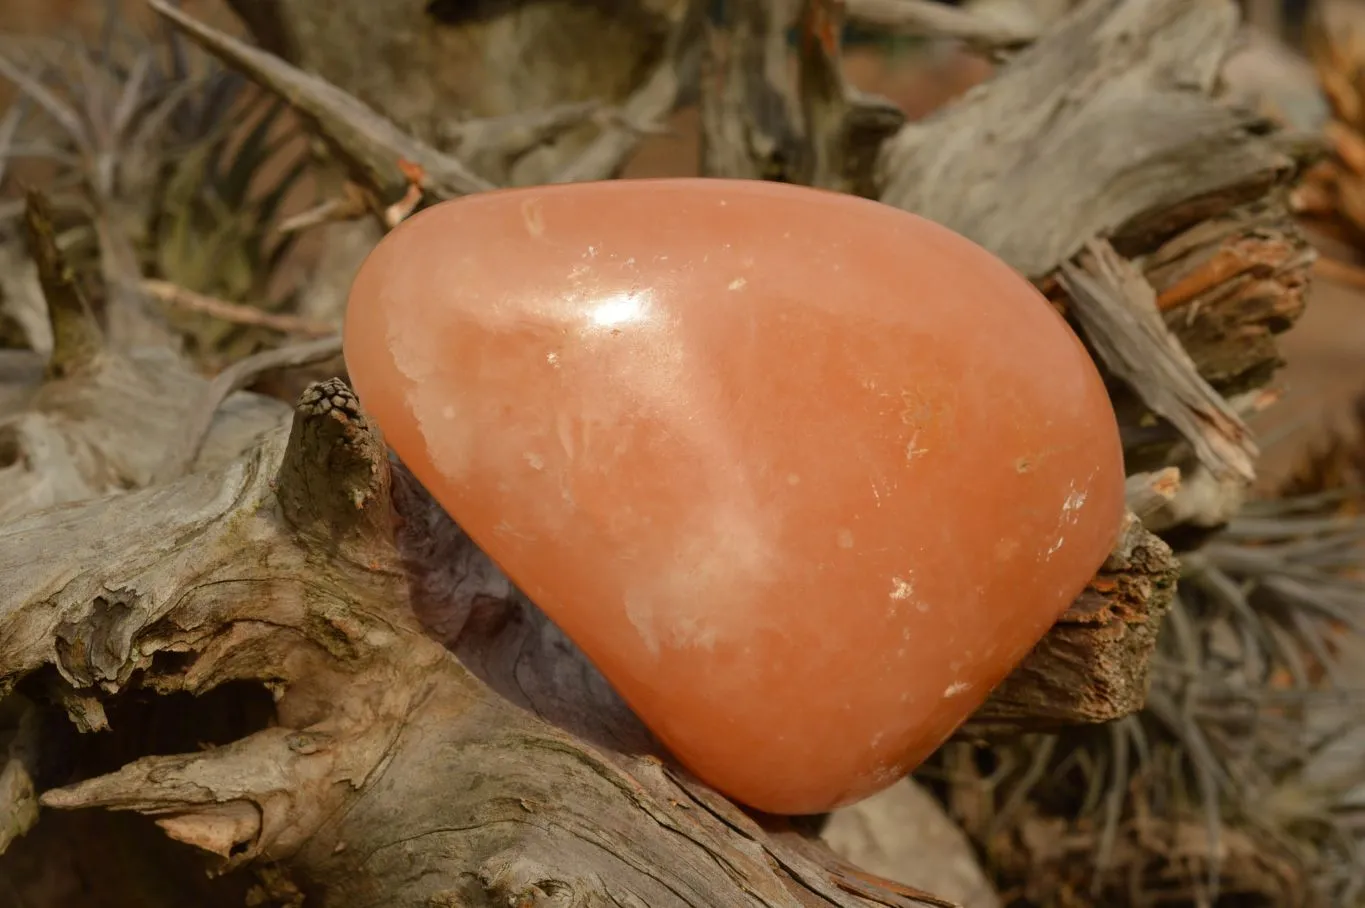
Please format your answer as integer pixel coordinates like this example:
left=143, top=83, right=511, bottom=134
left=2, top=1, right=1359, bottom=485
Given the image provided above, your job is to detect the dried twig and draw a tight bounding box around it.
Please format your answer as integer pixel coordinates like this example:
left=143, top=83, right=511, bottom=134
left=845, top=0, right=1040, bottom=49
left=382, top=159, right=426, bottom=228
left=162, top=335, right=343, bottom=479
left=148, top=0, right=494, bottom=212
left=276, top=182, right=372, bottom=233
left=140, top=279, right=335, bottom=337
left=550, top=0, right=705, bottom=184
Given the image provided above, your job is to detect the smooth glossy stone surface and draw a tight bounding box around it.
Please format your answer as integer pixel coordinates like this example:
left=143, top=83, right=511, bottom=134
left=343, top=178, right=1126, bottom=815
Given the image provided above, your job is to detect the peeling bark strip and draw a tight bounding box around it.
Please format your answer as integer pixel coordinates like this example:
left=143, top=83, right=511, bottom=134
left=0, top=378, right=1173, bottom=906
left=1059, top=240, right=1257, bottom=483
left=1136, top=200, right=1315, bottom=393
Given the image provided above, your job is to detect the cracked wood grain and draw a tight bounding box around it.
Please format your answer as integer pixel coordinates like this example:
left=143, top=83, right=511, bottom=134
left=0, top=377, right=1175, bottom=906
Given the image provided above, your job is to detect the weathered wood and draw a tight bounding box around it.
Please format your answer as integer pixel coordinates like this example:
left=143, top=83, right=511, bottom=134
left=201, top=0, right=1315, bottom=523
left=698, top=0, right=805, bottom=181
left=0, top=193, right=293, bottom=520
left=1, top=383, right=967, bottom=908
left=962, top=512, right=1176, bottom=735
left=21, top=190, right=102, bottom=380
left=0, top=182, right=1173, bottom=902
left=875, top=1, right=1298, bottom=279
left=221, top=0, right=694, bottom=188
left=874, top=1, right=1313, bottom=501
left=1059, top=240, right=1255, bottom=483
left=797, top=0, right=908, bottom=195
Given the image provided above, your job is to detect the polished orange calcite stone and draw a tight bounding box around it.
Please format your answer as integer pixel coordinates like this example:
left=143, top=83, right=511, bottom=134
left=343, top=178, right=1125, bottom=815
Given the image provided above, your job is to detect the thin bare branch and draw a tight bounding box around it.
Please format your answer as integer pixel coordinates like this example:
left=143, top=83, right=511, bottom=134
left=140, top=280, right=335, bottom=337
left=0, top=51, right=89, bottom=154
left=276, top=184, right=371, bottom=233
left=162, top=335, right=343, bottom=480
left=0, top=99, right=26, bottom=190
left=845, top=0, right=1039, bottom=49
left=148, top=0, right=495, bottom=211
left=551, top=0, right=705, bottom=184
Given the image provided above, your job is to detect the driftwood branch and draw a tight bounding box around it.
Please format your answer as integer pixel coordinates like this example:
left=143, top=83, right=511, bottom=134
left=866, top=0, right=1313, bottom=523
left=147, top=0, right=495, bottom=212
left=0, top=378, right=1174, bottom=906
left=0, top=191, right=293, bottom=521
